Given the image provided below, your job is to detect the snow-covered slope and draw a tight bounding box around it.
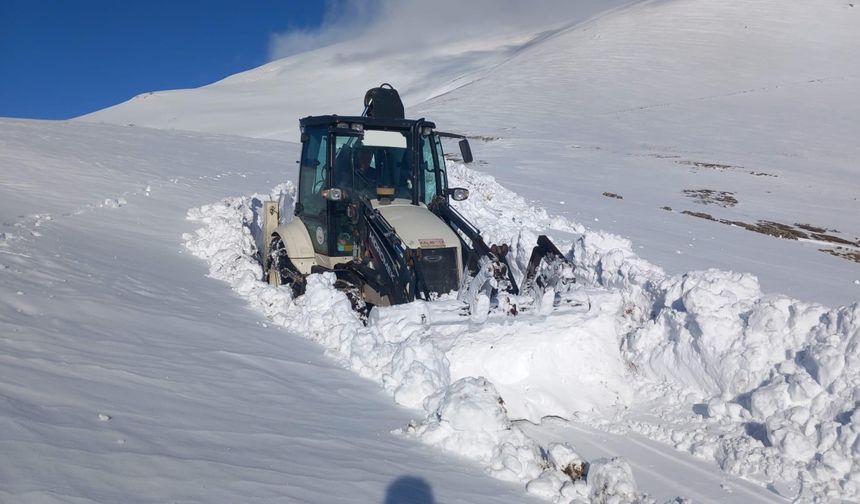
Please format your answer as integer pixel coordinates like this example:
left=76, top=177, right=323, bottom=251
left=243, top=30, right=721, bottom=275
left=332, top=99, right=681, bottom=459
left=182, top=151, right=860, bottom=502
left=81, top=0, right=860, bottom=306
left=415, top=0, right=860, bottom=305
left=0, top=119, right=538, bottom=503
left=4, top=118, right=784, bottom=504
left=80, top=1, right=633, bottom=140
left=9, top=0, right=859, bottom=502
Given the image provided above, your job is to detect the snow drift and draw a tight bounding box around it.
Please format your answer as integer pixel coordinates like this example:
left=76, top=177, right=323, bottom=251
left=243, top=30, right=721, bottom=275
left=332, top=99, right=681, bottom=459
left=2, top=118, right=554, bottom=504
left=182, top=182, right=652, bottom=503
left=183, top=158, right=860, bottom=501
left=56, top=0, right=860, bottom=500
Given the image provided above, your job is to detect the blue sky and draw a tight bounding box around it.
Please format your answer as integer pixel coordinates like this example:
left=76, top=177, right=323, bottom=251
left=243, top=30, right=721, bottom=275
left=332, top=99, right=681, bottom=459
left=0, top=0, right=327, bottom=119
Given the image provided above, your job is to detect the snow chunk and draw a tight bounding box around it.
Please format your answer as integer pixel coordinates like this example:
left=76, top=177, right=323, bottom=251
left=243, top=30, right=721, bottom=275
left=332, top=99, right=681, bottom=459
left=409, top=377, right=546, bottom=482
left=587, top=457, right=641, bottom=504
left=385, top=333, right=451, bottom=410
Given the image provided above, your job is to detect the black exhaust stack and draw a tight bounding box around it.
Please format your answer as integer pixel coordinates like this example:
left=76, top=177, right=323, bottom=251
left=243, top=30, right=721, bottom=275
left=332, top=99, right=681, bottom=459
left=363, top=83, right=404, bottom=119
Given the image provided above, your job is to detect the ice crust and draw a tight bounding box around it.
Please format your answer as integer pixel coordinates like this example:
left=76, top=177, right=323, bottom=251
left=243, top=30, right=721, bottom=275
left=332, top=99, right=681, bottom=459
left=184, top=163, right=860, bottom=502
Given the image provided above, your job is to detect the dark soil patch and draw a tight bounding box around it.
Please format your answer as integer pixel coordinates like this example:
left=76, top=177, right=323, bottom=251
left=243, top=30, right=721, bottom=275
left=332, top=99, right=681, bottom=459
left=811, top=233, right=857, bottom=246
left=793, top=224, right=858, bottom=246
left=795, top=223, right=846, bottom=236
left=683, top=189, right=738, bottom=208
left=744, top=221, right=808, bottom=240
left=676, top=160, right=777, bottom=178
left=681, top=210, right=716, bottom=221
left=561, top=462, right=585, bottom=481
left=677, top=160, right=738, bottom=171
left=705, top=218, right=809, bottom=239
left=821, top=247, right=860, bottom=263
left=796, top=223, right=830, bottom=233
left=681, top=212, right=860, bottom=263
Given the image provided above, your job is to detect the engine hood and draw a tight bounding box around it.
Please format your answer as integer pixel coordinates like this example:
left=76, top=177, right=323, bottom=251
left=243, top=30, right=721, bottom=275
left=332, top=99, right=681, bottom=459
left=371, top=199, right=459, bottom=250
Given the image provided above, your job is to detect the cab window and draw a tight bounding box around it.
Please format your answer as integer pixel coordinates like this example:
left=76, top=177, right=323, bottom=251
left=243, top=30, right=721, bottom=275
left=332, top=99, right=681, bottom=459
left=335, top=129, right=412, bottom=201
left=298, top=126, right=329, bottom=254
left=421, top=134, right=436, bottom=205
left=432, top=134, right=449, bottom=194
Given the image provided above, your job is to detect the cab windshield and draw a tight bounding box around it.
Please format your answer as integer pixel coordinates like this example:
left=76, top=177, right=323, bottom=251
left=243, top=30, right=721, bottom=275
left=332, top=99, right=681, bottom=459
left=334, top=129, right=413, bottom=201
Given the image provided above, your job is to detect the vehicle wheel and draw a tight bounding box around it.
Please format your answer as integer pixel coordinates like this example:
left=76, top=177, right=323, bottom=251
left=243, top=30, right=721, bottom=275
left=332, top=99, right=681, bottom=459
left=332, top=269, right=371, bottom=323
left=267, top=236, right=304, bottom=297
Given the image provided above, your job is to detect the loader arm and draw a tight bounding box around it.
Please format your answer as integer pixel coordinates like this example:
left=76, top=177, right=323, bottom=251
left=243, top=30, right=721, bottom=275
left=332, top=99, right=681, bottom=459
left=431, top=199, right=575, bottom=297
left=429, top=199, right=519, bottom=295
left=352, top=196, right=414, bottom=304
left=337, top=195, right=447, bottom=306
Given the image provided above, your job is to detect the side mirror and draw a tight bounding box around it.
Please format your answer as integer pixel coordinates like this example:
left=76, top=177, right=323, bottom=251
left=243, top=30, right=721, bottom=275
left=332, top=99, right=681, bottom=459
left=458, top=139, right=473, bottom=163
left=447, top=187, right=469, bottom=201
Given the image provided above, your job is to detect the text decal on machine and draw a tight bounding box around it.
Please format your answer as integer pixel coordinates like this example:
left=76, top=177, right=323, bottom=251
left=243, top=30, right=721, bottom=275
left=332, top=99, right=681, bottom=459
left=419, top=238, right=445, bottom=248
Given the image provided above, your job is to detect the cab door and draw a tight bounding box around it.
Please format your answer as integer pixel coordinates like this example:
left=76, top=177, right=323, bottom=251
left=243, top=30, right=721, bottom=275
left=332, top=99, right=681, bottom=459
left=297, top=126, right=330, bottom=255
left=420, top=132, right=449, bottom=204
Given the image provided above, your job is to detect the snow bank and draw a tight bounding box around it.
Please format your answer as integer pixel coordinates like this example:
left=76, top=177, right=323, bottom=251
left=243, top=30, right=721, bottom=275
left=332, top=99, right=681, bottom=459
left=406, top=377, right=547, bottom=482
left=619, top=269, right=860, bottom=499
left=184, top=161, right=859, bottom=501
left=182, top=182, right=653, bottom=503
left=436, top=290, right=633, bottom=421
left=446, top=163, right=860, bottom=500
left=587, top=458, right=641, bottom=504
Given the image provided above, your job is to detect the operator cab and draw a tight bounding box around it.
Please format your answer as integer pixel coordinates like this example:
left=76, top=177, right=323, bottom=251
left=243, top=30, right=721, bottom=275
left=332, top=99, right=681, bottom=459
left=266, top=84, right=573, bottom=311
left=296, top=115, right=470, bottom=259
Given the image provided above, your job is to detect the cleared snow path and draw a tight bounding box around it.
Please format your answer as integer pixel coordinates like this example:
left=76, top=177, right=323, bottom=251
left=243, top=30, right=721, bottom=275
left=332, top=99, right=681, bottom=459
left=521, top=420, right=782, bottom=503
left=0, top=119, right=536, bottom=504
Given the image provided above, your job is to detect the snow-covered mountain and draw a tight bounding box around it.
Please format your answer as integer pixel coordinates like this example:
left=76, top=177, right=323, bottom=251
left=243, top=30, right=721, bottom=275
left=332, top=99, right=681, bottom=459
left=82, top=0, right=860, bottom=306
left=4, top=0, right=860, bottom=502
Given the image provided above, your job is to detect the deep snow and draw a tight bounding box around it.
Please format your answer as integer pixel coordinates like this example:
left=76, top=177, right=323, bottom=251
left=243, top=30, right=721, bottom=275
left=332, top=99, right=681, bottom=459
left=2, top=117, right=792, bottom=503
left=181, top=151, right=860, bottom=502
left=0, top=119, right=540, bottom=503
left=5, top=0, right=859, bottom=502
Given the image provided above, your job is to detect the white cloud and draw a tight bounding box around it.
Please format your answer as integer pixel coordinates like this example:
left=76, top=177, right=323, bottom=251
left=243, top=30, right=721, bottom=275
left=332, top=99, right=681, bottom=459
left=268, top=0, right=624, bottom=61
left=268, top=0, right=379, bottom=60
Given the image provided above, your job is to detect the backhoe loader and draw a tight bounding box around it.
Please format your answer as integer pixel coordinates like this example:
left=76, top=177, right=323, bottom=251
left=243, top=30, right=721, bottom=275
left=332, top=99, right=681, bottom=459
left=263, top=84, right=574, bottom=315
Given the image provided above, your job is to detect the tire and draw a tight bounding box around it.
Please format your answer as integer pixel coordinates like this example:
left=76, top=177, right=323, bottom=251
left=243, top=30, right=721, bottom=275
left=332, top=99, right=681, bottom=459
left=267, top=235, right=305, bottom=297
left=334, top=275, right=370, bottom=322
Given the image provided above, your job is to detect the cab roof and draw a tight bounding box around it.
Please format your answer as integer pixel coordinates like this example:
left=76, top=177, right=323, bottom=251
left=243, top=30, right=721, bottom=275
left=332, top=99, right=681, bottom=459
left=299, top=115, right=436, bottom=130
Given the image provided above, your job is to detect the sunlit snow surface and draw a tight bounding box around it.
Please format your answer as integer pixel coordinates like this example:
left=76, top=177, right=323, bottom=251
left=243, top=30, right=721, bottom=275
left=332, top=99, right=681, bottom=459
left=181, top=155, right=859, bottom=502
left=6, top=0, right=860, bottom=502
left=83, top=0, right=860, bottom=306
left=0, top=120, right=538, bottom=504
